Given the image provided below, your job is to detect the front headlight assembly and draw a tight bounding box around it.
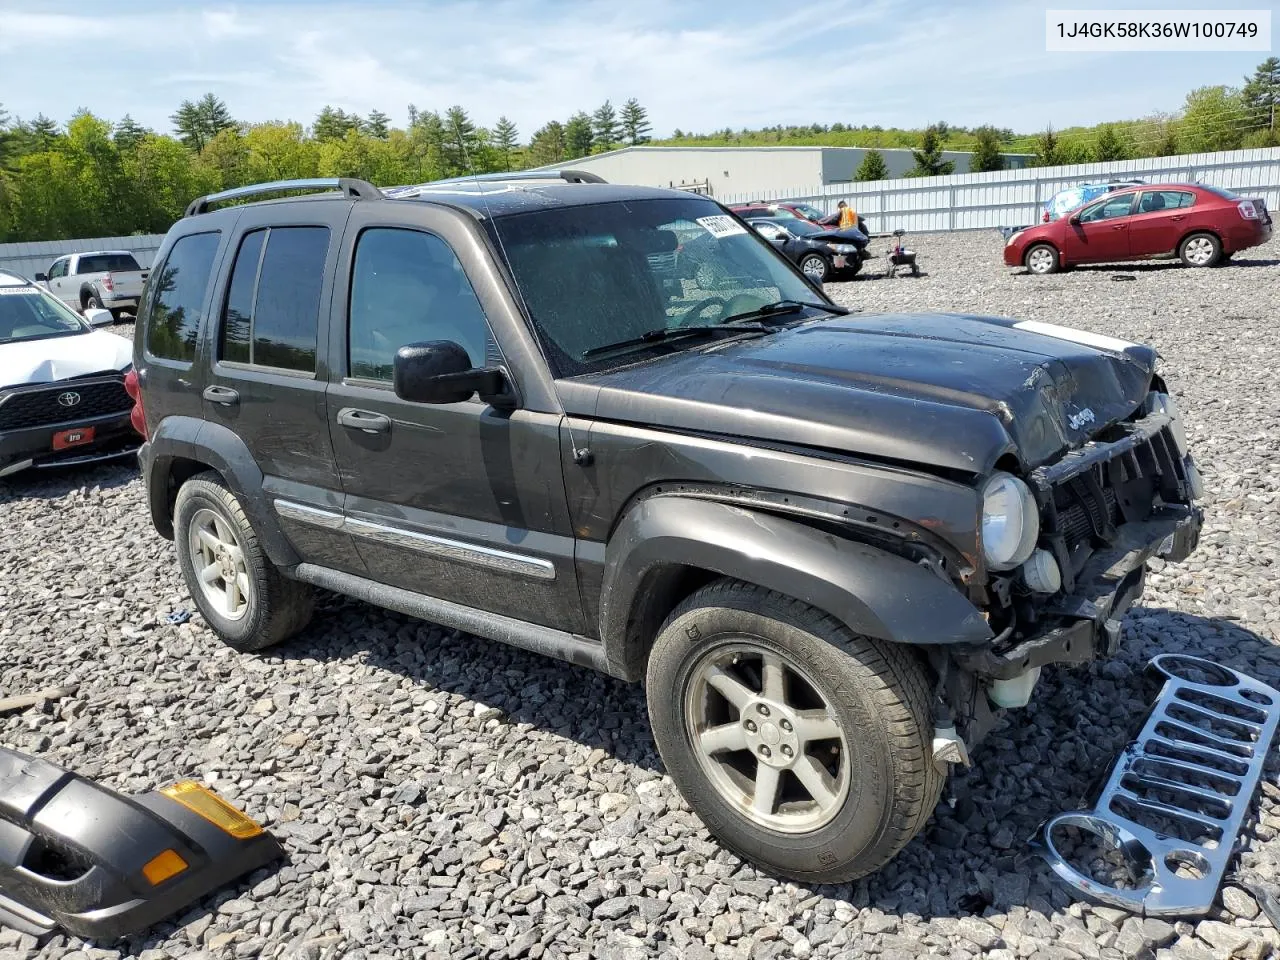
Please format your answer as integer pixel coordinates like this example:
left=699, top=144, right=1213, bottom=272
left=981, top=472, right=1040, bottom=571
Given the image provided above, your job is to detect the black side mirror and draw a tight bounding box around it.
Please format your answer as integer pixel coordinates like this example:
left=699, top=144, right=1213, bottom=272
left=1068, top=214, right=1082, bottom=225
left=393, top=340, right=507, bottom=406
left=34, top=273, right=47, bottom=282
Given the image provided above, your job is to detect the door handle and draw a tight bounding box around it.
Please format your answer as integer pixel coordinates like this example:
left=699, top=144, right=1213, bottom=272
left=1170, top=215, right=1184, bottom=221
left=203, top=385, right=240, bottom=406
left=1112, top=224, right=1126, bottom=230
left=337, top=408, right=391, bottom=434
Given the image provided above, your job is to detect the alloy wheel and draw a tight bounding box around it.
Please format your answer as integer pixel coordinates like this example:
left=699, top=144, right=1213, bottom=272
left=188, top=508, right=252, bottom=621
left=1184, top=237, right=1215, bottom=266
left=1028, top=247, right=1056, bottom=274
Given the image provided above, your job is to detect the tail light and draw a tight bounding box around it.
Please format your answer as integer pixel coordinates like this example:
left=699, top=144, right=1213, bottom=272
left=1239, top=200, right=1259, bottom=220
left=123, top=368, right=147, bottom=438
left=1042, top=211, right=1050, bottom=222
left=101, top=276, right=114, bottom=292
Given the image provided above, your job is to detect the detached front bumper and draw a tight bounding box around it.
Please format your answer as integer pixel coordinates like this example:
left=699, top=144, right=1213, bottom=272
left=0, top=748, right=282, bottom=940
left=954, top=505, right=1203, bottom=680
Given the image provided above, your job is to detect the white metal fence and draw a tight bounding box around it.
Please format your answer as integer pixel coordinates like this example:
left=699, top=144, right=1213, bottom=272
left=0, top=234, right=164, bottom=282
left=720, top=147, right=1280, bottom=234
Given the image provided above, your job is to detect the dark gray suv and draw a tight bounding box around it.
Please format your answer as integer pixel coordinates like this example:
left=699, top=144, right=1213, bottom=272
left=131, top=173, right=1203, bottom=882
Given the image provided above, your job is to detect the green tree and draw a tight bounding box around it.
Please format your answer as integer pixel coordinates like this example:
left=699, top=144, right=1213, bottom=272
left=366, top=110, right=391, bottom=139
left=171, top=94, right=234, bottom=152
left=620, top=98, right=652, bottom=145
left=1179, top=85, right=1249, bottom=153
left=1242, top=57, right=1279, bottom=137
left=493, top=116, right=519, bottom=171
left=565, top=112, right=594, bottom=158
left=1092, top=124, right=1129, bottom=162
left=907, top=124, right=954, bottom=176
left=969, top=125, right=1005, bottom=172
left=1034, top=126, right=1060, bottom=166
left=854, top=150, right=889, bottom=181
left=313, top=106, right=355, bottom=141
left=27, top=115, right=61, bottom=152
left=443, top=105, right=482, bottom=174
left=113, top=114, right=148, bottom=151
left=591, top=100, right=619, bottom=151
left=529, top=121, right=567, bottom=166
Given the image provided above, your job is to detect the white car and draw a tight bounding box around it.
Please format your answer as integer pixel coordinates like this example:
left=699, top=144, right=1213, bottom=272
left=0, top=270, right=140, bottom=478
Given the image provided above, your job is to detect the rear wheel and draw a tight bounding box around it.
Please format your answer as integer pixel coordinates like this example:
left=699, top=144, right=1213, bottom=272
left=1025, top=244, right=1060, bottom=275
left=799, top=254, right=830, bottom=282
left=1179, top=232, right=1221, bottom=268
left=174, top=472, right=313, bottom=652
left=83, top=292, right=103, bottom=312
left=645, top=579, right=942, bottom=883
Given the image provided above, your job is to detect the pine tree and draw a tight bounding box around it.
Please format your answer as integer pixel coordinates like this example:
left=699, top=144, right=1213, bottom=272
left=854, top=150, right=889, bottom=181
left=591, top=100, right=619, bottom=151
left=1092, top=124, right=1129, bottom=162
left=620, top=98, right=652, bottom=145
left=908, top=124, right=954, bottom=176
left=314, top=106, right=356, bottom=141
left=565, top=112, right=594, bottom=158
left=529, top=121, right=567, bottom=166
left=365, top=110, right=391, bottom=139
left=113, top=114, right=148, bottom=151
left=492, top=116, right=519, bottom=171
left=1034, top=127, right=1060, bottom=167
left=1242, top=57, right=1280, bottom=135
left=171, top=94, right=234, bottom=152
left=443, top=105, right=481, bottom=174
left=969, top=126, right=1005, bottom=172
left=196, top=93, right=235, bottom=139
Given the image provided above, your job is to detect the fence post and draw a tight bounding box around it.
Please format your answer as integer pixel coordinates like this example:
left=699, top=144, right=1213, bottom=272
left=948, top=184, right=957, bottom=231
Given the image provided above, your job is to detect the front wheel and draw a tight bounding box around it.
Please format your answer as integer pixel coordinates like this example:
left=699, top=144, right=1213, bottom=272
left=798, top=254, right=830, bottom=282
left=1179, top=232, right=1221, bottom=268
left=1025, top=243, right=1060, bottom=275
left=646, top=579, right=942, bottom=883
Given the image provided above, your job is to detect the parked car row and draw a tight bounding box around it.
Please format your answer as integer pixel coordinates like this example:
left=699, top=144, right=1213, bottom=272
left=1005, top=181, right=1273, bottom=273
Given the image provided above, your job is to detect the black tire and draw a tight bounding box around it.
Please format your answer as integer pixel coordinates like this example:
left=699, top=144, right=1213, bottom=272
left=842, top=257, right=864, bottom=278
left=645, top=579, right=942, bottom=883
left=1179, top=232, right=1221, bottom=268
left=798, top=253, right=830, bottom=282
left=83, top=292, right=103, bottom=312
left=1024, top=243, right=1060, bottom=275
left=174, top=471, right=313, bottom=652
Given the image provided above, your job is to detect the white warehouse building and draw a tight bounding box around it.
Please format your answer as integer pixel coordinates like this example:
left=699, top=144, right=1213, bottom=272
left=541, top=145, right=1036, bottom=199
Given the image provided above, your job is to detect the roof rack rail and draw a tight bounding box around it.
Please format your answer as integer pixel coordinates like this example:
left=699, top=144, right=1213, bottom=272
left=184, top=178, right=382, bottom=217
left=384, top=169, right=606, bottom=198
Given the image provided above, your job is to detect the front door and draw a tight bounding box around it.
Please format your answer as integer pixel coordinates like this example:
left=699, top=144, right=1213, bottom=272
left=1061, top=192, right=1137, bottom=264
left=324, top=208, right=584, bottom=634
left=46, top=258, right=71, bottom=305
left=1128, top=189, right=1196, bottom=258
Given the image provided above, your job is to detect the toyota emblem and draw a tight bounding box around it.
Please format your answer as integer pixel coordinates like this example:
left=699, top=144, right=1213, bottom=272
left=57, top=391, right=81, bottom=407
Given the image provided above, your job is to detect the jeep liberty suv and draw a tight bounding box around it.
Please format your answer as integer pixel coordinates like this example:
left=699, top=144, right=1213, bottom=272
left=131, top=173, right=1203, bottom=883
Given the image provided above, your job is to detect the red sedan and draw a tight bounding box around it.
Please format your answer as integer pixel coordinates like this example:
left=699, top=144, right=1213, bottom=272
left=1003, top=183, right=1272, bottom=274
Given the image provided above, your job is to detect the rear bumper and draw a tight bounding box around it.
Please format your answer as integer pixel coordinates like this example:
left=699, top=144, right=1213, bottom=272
left=953, top=505, right=1203, bottom=680
left=0, top=412, right=139, bottom=478
left=0, top=748, right=282, bottom=940
left=1221, top=220, right=1272, bottom=253
left=99, top=296, right=139, bottom=311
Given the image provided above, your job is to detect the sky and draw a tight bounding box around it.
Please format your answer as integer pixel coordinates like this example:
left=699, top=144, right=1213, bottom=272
left=0, top=0, right=1272, bottom=140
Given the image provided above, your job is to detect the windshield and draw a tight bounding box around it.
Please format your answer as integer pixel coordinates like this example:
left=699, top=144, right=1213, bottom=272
left=790, top=204, right=828, bottom=221
left=0, top=286, right=89, bottom=344
left=78, top=253, right=141, bottom=273
left=493, top=198, right=825, bottom=376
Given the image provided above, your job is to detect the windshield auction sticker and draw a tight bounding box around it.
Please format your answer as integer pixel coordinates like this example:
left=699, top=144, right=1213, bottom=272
left=0, top=288, right=40, bottom=295
left=697, top=216, right=748, bottom=239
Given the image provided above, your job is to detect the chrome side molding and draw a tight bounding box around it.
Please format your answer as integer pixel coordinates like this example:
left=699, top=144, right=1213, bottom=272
left=1035, top=654, right=1280, bottom=917
left=272, top=499, right=556, bottom=581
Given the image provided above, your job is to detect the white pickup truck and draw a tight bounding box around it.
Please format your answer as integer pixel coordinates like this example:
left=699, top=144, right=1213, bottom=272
left=35, top=251, right=150, bottom=321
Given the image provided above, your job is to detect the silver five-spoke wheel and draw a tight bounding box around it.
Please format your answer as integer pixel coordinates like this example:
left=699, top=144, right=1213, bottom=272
left=188, top=507, right=252, bottom=620
left=1027, top=246, right=1057, bottom=274
left=1182, top=236, right=1215, bottom=266
left=685, top=642, right=850, bottom=833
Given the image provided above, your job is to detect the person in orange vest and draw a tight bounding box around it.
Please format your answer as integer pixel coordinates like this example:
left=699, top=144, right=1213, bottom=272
left=837, top=200, right=859, bottom=230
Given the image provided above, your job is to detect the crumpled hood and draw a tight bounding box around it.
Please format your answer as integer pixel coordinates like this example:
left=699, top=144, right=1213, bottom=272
left=564, top=313, right=1157, bottom=475
left=0, top=330, right=132, bottom=389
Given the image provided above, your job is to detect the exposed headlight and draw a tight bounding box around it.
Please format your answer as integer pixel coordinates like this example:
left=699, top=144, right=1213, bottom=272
left=981, top=472, right=1040, bottom=571
left=1145, top=391, right=1188, bottom=456
left=827, top=243, right=858, bottom=254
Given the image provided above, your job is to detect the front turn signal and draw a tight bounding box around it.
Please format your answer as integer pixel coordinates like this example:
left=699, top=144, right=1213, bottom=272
left=159, top=781, right=264, bottom=839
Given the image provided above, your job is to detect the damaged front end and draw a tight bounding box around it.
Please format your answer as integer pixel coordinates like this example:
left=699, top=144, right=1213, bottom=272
left=0, top=748, right=282, bottom=940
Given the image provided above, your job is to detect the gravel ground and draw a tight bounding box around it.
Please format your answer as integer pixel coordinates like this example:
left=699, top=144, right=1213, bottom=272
left=2, top=231, right=1280, bottom=960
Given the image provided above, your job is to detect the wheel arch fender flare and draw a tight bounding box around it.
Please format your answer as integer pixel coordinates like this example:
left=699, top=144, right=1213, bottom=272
left=79, top=283, right=98, bottom=305
left=141, top=416, right=300, bottom=567
left=598, top=496, right=993, bottom=680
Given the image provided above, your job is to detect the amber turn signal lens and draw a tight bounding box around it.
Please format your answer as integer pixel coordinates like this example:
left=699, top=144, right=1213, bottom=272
left=142, top=848, right=188, bottom=885
left=160, top=781, right=264, bottom=839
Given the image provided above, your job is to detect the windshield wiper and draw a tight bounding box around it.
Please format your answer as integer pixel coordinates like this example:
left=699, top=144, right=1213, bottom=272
left=721, top=299, right=850, bottom=326
left=581, top=322, right=772, bottom=360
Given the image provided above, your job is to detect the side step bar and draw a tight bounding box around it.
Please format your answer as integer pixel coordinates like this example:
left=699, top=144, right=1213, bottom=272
left=291, top=564, right=616, bottom=676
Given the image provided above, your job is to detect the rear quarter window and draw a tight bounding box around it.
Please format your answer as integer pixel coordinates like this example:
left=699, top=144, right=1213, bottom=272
left=145, top=232, right=221, bottom=363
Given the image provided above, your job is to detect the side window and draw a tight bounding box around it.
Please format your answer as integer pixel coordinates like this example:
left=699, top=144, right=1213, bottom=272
left=1137, top=190, right=1196, bottom=214
left=348, top=228, right=490, bottom=382
left=48, top=259, right=66, bottom=280
left=218, top=226, right=328, bottom=373
left=145, top=232, right=221, bottom=363
left=1079, top=194, right=1136, bottom=223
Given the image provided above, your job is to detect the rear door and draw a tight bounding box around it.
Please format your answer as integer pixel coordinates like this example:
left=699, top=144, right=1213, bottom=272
left=1129, top=189, right=1197, bottom=257
left=324, top=203, right=584, bottom=633
left=200, top=202, right=362, bottom=572
left=1060, top=191, right=1137, bottom=264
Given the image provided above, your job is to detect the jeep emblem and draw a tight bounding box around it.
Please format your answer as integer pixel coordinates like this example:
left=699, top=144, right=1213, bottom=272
left=57, top=391, right=82, bottom=407
left=1068, top=407, right=1095, bottom=430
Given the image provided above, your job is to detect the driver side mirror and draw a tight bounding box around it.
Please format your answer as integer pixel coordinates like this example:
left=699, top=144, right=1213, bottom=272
left=1068, top=214, right=1082, bottom=225
left=84, top=307, right=114, bottom=327
left=34, top=273, right=47, bottom=282
left=393, top=340, right=509, bottom=407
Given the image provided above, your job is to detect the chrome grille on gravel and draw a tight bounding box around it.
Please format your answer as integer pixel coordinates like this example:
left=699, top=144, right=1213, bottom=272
left=1036, top=654, right=1280, bottom=917
left=0, top=378, right=131, bottom=431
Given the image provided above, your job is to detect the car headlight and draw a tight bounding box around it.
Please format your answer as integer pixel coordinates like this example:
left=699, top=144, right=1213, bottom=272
left=827, top=243, right=857, bottom=254
left=1145, top=391, right=1188, bottom=457
left=1005, top=231, right=1023, bottom=246
left=981, top=472, right=1040, bottom=571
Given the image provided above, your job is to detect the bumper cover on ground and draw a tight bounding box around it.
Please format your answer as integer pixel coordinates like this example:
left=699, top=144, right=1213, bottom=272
left=0, top=748, right=282, bottom=940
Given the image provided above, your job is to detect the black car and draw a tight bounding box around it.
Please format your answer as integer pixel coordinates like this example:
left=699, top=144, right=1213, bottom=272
left=746, top=217, right=870, bottom=281
left=130, top=172, right=1203, bottom=884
